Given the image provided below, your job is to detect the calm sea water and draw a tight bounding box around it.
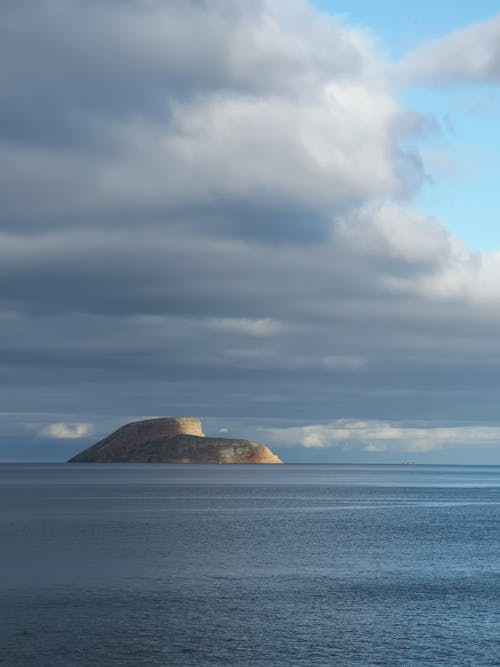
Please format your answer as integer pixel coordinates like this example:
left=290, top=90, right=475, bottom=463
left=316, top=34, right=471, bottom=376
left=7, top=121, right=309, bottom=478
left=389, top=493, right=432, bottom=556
left=1, top=463, right=500, bottom=666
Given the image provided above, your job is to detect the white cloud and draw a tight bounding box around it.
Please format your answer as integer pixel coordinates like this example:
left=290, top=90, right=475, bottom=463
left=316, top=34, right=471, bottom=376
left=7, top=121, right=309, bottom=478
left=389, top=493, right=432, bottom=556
left=263, top=420, right=500, bottom=452
left=337, top=202, right=466, bottom=266
left=39, top=423, right=93, bottom=439
left=399, top=15, right=500, bottom=85
left=363, top=443, right=388, bottom=452
left=335, top=201, right=500, bottom=306
left=206, top=318, right=283, bottom=337
left=385, top=245, right=500, bottom=304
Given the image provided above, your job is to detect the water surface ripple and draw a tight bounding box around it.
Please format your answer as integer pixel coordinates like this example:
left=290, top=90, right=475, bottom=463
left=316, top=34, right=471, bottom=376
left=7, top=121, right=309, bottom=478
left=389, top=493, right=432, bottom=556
left=1, top=464, right=500, bottom=666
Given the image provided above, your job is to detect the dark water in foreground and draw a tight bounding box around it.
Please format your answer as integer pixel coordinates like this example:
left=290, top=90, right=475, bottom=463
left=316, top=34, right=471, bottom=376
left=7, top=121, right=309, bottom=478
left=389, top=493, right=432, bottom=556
left=1, top=464, right=500, bottom=666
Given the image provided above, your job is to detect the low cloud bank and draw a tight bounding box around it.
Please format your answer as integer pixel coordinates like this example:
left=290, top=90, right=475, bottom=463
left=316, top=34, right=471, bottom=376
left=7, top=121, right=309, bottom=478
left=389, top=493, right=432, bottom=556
left=39, top=423, right=93, bottom=440
left=263, top=421, right=500, bottom=453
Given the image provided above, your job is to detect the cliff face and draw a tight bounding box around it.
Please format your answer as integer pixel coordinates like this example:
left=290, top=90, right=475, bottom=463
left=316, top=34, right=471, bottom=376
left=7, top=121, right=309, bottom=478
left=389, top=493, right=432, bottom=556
left=68, top=417, right=282, bottom=464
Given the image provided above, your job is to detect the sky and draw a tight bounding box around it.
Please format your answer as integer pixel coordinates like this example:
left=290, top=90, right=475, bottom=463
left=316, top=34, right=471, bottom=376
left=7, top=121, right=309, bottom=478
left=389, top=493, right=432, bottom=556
left=3, top=0, right=500, bottom=464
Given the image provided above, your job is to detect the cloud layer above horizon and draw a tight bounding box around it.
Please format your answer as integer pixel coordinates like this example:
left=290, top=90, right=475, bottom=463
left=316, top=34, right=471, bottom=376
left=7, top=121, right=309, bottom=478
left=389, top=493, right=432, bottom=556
left=2, top=0, right=500, bottom=462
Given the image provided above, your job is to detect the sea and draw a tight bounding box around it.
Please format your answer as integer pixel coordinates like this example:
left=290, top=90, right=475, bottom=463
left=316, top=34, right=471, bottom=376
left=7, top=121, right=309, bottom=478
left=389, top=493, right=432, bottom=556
left=1, top=463, right=500, bottom=666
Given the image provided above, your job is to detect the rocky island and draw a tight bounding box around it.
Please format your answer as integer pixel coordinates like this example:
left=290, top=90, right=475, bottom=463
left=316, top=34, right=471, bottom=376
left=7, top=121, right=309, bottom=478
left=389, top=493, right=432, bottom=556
left=68, top=417, right=282, bottom=464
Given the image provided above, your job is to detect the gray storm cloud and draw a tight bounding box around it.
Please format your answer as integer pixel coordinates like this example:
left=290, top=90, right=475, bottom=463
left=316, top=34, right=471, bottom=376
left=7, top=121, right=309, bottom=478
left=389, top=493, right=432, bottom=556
left=1, top=0, right=500, bottom=461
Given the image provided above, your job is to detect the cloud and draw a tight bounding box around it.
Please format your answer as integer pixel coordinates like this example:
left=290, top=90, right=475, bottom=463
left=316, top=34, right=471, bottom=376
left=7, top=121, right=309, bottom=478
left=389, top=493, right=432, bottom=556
left=335, top=202, right=500, bottom=306
left=0, top=0, right=422, bottom=236
left=322, top=356, right=365, bottom=370
left=399, top=15, right=500, bottom=85
left=39, top=423, right=93, bottom=439
left=2, top=1, right=500, bottom=461
left=337, top=201, right=464, bottom=266
left=263, top=421, right=500, bottom=452
left=206, top=318, right=283, bottom=336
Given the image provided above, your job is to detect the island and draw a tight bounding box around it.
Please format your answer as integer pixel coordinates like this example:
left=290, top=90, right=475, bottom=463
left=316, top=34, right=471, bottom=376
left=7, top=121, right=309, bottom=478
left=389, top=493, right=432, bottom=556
left=68, top=417, right=282, bottom=464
